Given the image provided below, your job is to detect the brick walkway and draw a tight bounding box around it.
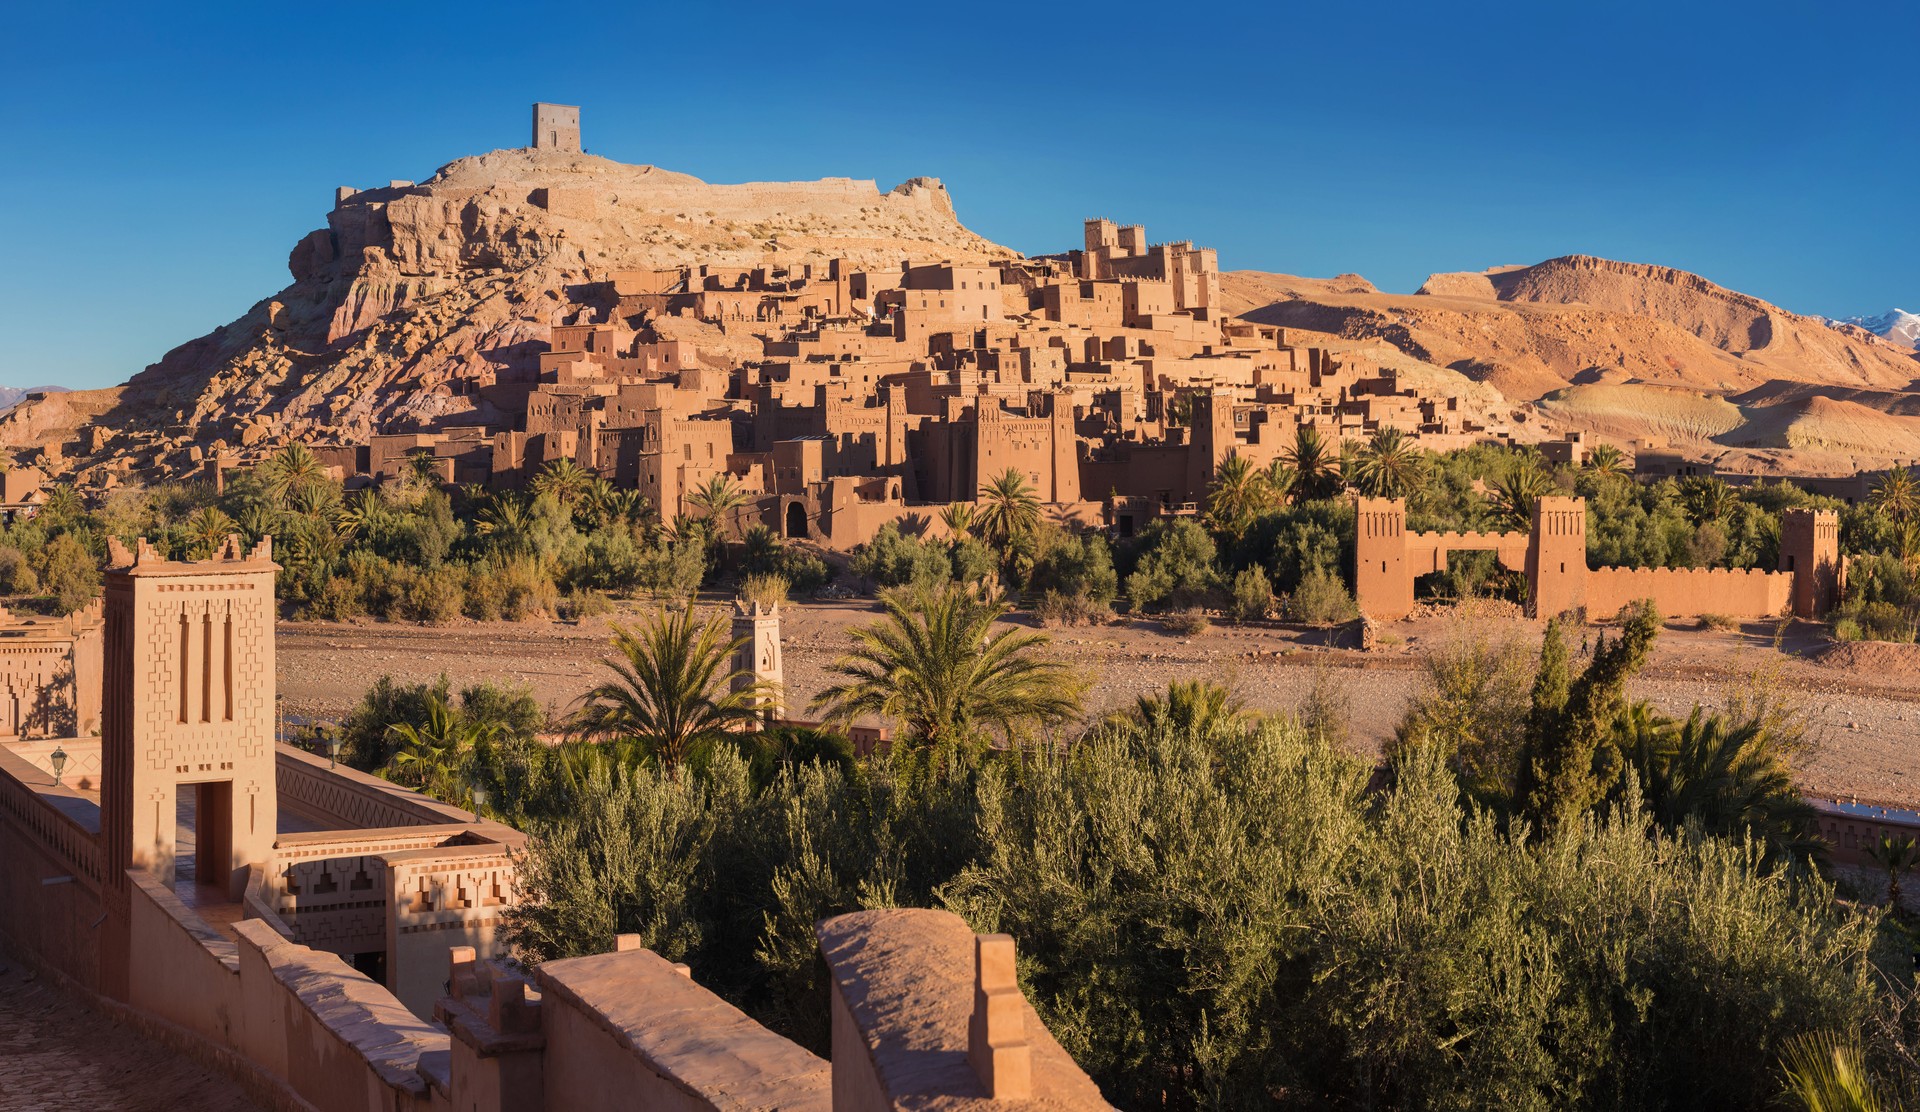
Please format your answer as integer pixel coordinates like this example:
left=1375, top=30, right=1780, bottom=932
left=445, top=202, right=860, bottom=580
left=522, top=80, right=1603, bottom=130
left=0, top=943, right=261, bottom=1112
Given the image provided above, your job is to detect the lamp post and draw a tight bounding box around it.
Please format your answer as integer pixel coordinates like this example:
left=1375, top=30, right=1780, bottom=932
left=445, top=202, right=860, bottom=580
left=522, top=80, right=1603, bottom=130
left=470, top=781, right=490, bottom=817
left=327, top=733, right=342, bottom=769
left=49, top=744, right=67, bottom=787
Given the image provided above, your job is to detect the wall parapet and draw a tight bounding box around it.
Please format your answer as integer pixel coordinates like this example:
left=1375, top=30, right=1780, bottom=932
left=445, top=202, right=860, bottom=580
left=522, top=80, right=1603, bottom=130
left=278, top=743, right=485, bottom=831
left=534, top=946, right=832, bottom=1110
left=0, top=743, right=102, bottom=886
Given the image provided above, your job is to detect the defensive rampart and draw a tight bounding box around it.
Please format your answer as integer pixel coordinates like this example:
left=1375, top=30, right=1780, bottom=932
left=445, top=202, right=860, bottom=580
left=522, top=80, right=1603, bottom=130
left=1584, top=565, right=1793, bottom=620
left=1355, top=497, right=1840, bottom=622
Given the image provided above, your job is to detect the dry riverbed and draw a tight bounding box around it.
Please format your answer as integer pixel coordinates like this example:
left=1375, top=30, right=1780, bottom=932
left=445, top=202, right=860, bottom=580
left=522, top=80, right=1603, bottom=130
left=276, top=599, right=1920, bottom=810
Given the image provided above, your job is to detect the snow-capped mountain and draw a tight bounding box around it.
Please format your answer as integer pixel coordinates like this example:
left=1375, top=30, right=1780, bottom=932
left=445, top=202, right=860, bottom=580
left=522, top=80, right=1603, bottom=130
left=1834, top=309, right=1920, bottom=347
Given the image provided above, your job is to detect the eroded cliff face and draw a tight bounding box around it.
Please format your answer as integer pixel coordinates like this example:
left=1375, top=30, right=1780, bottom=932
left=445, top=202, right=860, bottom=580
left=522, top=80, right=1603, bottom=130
left=3, top=148, right=1007, bottom=480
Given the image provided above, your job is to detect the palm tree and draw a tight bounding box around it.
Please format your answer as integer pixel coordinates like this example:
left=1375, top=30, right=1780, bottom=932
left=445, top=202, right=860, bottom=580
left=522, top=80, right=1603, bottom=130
left=183, top=506, right=238, bottom=559
left=259, top=443, right=328, bottom=507
left=38, top=484, right=83, bottom=523
left=1615, top=704, right=1814, bottom=861
left=809, top=584, right=1082, bottom=750
left=406, top=450, right=444, bottom=490
left=1584, top=443, right=1629, bottom=478
left=1871, top=464, right=1919, bottom=525
left=335, top=489, right=390, bottom=542
left=686, top=474, right=749, bottom=538
left=477, top=493, right=537, bottom=556
left=1281, top=426, right=1339, bottom=502
left=1777, top=1031, right=1889, bottom=1112
left=1205, top=453, right=1267, bottom=539
left=1680, top=475, right=1737, bottom=525
left=938, top=502, right=977, bottom=540
left=383, top=695, right=501, bottom=804
left=1489, top=454, right=1553, bottom=527
left=741, top=524, right=782, bottom=573
left=1348, top=427, right=1428, bottom=500
left=975, top=468, right=1042, bottom=544
left=1261, top=458, right=1298, bottom=507
left=1865, top=833, right=1919, bottom=910
left=531, top=457, right=593, bottom=508
left=1111, top=680, right=1249, bottom=741
left=572, top=604, right=770, bottom=777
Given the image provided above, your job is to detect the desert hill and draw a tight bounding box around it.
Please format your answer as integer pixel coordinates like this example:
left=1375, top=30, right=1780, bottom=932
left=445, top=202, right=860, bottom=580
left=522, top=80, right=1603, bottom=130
left=1225, top=259, right=1920, bottom=470
left=1, top=148, right=1008, bottom=475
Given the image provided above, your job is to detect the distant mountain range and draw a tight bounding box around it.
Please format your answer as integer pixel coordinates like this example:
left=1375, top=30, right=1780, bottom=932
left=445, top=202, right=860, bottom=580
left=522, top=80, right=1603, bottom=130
left=1833, top=309, right=1920, bottom=348
left=0, top=385, right=67, bottom=414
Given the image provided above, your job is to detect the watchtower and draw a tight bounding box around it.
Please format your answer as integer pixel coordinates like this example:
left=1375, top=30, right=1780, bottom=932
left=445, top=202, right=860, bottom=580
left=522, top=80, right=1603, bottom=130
left=531, top=102, right=581, bottom=152
left=1526, top=496, right=1588, bottom=618
left=732, top=599, right=784, bottom=722
left=1779, top=508, right=1842, bottom=618
left=100, top=537, right=279, bottom=899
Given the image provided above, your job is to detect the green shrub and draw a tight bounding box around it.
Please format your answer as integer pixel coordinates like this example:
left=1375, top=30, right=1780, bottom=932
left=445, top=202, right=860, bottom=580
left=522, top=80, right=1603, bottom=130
left=1161, top=607, right=1211, bottom=635
left=738, top=573, right=790, bottom=610
left=463, top=562, right=507, bottom=621
left=404, top=564, right=465, bottom=624
left=497, top=556, right=559, bottom=620
left=1029, top=531, right=1118, bottom=604
left=632, top=536, right=706, bottom=599
left=557, top=589, right=613, bottom=621
left=850, top=523, right=951, bottom=589
left=1032, top=588, right=1113, bottom=628
left=0, top=546, right=39, bottom=595
left=772, top=549, right=831, bottom=594
left=35, top=533, right=99, bottom=614
left=1124, top=519, right=1216, bottom=611
left=1286, top=568, right=1358, bottom=625
left=1229, top=565, right=1272, bottom=622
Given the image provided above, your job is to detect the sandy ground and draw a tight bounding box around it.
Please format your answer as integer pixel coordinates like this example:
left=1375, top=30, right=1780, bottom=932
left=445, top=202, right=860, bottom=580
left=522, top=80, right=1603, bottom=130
left=276, top=599, right=1920, bottom=810
left=0, top=941, right=262, bottom=1111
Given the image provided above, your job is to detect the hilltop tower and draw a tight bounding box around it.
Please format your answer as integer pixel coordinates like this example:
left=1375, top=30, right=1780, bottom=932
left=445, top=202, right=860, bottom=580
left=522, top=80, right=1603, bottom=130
left=732, top=599, right=784, bottom=722
left=1780, top=508, right=1842, bottom=618
left=100, top=537, right=279, bottom=900
left=531, top=102, right=581, bottom=152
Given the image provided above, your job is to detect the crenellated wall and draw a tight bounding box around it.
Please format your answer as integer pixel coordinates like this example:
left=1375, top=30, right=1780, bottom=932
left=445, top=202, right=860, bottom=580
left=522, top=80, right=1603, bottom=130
left=1355, top=496, right=1833, bottom=622
left=1584, top=565, right=1793, bottom=621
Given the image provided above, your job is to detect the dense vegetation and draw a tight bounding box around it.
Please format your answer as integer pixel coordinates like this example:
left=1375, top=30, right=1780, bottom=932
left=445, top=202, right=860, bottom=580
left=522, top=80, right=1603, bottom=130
left=321, top=584, right=1920, bottom=1109
left=11, top=436, right=1920, bottom=644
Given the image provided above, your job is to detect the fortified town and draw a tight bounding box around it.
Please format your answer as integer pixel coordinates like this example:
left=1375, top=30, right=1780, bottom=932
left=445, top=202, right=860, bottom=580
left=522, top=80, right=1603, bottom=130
left=278, top=107, right=1526, bottom=548
left=5, top=99, right=1920, bottom=1111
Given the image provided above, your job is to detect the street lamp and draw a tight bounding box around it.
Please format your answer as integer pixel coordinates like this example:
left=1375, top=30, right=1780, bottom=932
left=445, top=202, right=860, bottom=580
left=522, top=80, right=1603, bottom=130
left=49, top=745, right=67, bottom=787
left=326, top=732, right=342, bottom=769
left=470, top=782, right=491, bottom=815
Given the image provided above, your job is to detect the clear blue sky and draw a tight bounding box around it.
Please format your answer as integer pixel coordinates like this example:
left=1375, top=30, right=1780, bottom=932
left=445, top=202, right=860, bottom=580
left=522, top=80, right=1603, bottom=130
left=3, top=1, right=1914, bottom=390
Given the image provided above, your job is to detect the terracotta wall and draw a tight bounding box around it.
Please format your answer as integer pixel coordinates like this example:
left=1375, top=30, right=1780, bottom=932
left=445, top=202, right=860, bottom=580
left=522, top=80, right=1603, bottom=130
left=0, top=751, right=102, bottom=988
left=1584, top=566, right=1792, bottom=620
left=534, top=947, right=831, bottom=1110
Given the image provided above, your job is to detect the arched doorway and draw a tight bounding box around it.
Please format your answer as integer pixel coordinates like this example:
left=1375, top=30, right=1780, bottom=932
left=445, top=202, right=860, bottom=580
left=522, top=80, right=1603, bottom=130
left=785, top=502, right=808, bottom=538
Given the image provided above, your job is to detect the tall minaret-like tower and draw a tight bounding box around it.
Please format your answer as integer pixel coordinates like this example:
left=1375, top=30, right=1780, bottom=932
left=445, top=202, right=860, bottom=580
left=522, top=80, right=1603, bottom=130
left=100, top=536, right=280, bottom=900
left=731, top=599, right=785, bottom=723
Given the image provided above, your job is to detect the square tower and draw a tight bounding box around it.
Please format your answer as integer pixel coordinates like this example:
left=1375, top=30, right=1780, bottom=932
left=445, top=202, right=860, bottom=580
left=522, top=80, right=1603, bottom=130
left=100, top=537, right=279, bottom=900
left=732, top=600, right=785, bottom=722
left=1526, top=496, right=1589, bottom=619
left=1780, top=508, right=1842, bottom=619
left=1353, top=497, right=1412, bottom=621
left=531, top=103, right=581, bottom=152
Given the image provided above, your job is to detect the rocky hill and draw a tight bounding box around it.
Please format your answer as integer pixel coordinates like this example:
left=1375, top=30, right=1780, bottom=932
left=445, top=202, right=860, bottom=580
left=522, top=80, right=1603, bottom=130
left=1225, top=259, right=1920, bottom=471
left=1, top=148, right=1007, bottom=481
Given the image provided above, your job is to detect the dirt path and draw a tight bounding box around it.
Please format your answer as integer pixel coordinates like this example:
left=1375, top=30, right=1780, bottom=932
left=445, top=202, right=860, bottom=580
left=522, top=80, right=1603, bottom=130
left=0, top=942, right=263, bottom=1112
left=275, top=600, right=1920, bottom=809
